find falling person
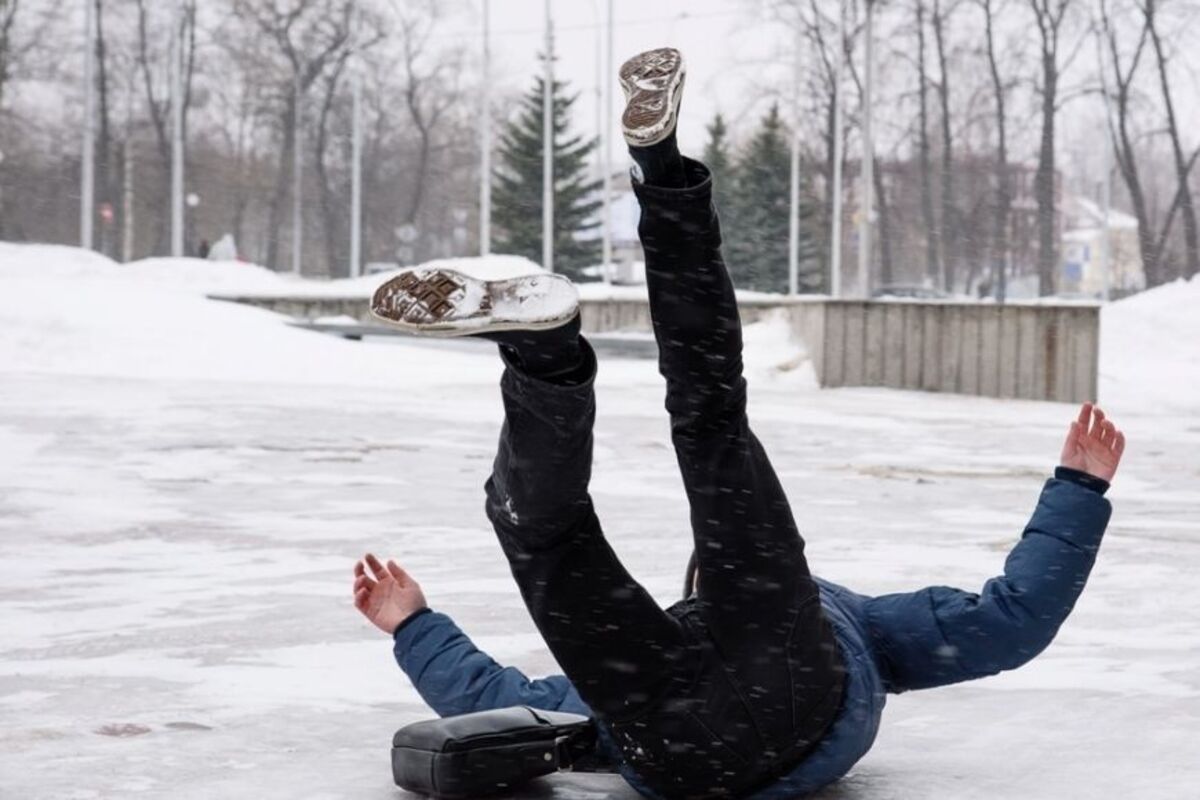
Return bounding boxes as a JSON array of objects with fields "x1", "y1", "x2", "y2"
[{"x1": 353, "y1": 48, "x2": 1124, "y2": 799}]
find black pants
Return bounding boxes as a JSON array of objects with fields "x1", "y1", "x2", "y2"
[{"x1": 485, "y1": 159, "x2": 844, "y2": 799}]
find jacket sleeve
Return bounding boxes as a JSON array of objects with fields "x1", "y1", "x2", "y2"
[
  {"x1": 392, "y1": 608, "x2": 591, "y2": 718},
  {"x1": 864, "y1": 476, "x2": 1112, "y2": 693}
]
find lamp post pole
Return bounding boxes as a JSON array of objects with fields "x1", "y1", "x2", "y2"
[
  {"x1": 542, "y1": 0, "x2": 555, "y2": 273},
  {"x1": 81, "y1": 0, "x2": 97, "y2": 250},
  {"x1": 857, "y1": 0, "x2": 876, "y2": 297},
  {"x1": 349, "y1": 3, "x2": 363, "y2": 277},
  {"x1": 292, "y1": 72, "x2": 303, "y2": 275},
  {"x1": 601, "y1": 0, "x2": 614, "y2": 283},
  {"x1": 788, "y1": 15, "x2": 803, "y2": 295},
  {"x1": 170, "y1": 0, "x2": 185, "y2": 256},
  {"x1": 479, "y1": 0, "x2": 492, "y2": 256},
  {"x1": 830, "y1": 0, "x2": 845, "y2": 298}
]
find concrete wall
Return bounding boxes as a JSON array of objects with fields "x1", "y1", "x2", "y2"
[
  {"x1": 210, "y1": 293, "x2": 1099, "y2": 403},
  {"x1": 812, "y1": 301, "x2": 1099, "y2": 403}
]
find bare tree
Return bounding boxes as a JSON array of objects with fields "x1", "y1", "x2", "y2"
[
  {"x1": 1140, "y1": 0, "x2": 1199, "y2": 279},
  {"x1": 392, "y1": 2, "x2": 465, "y2": 234},
  {"x1": 915, "y1": 0, "x2": 940, "y2": 287},
  {"x1": 844, "y1": 14, "x2": 897, "y2": 285},
  {"x1": 1099, "y1": 0, "x2": 1195, "y2": 287},
  {"x1": 787, "y1": 0, "x2": 858, "y2": 278},
  {"x1": 0, "y1": 0, "x2": 61, "y2": 237},
  {"x1": 234, "y1": 0, "x2": 354, "y2": 271},
  {"x1": 93, "y1": 0, "x2": 119, "y2": 256},
  {"x1": 135, "y1": 0, "x2": 197, "y2": 255},
  {"x1": 0, "y1": 0, "x2": 22, "y2": 237},
  {"x1": 0, "y1": 0, "x2": 18, "y2": 112},
  {"x1": 978, "y1": 0, "x2": 1013, "y2": 300},
  {"x1": 311, "y1": 50, "x2": 351, "y2": 274},
  {"x1": 1027, "y1": 0, "x2": 1075, "y2": 295},
  {"x1": 932, "y1": 0, "x2": 959, "y2": 290}
]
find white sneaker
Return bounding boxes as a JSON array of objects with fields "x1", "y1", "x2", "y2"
[
  {"x1": 619, "y1": 47, "x2": 686, "y2": 148},
  {"x1": 370, "y1": 268, "x2": 579, "y2": 337}
]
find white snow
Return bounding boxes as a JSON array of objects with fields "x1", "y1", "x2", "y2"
[
  {"x1": 1099, "y1": 275, "x2": 1200, "y2": 414},
  {"x1": 1, "y1": 243, "x2": 1198, "y2": 799}
]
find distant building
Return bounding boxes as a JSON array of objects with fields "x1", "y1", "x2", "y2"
[{"x1": 1060, "y1": 195, "x2": 1143, "y2": 298}]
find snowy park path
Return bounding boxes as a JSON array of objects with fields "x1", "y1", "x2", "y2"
[{"x1": 2, "y1": 356, "x2": 1198, "y2": 799}]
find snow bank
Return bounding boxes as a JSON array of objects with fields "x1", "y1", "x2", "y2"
[
  {"x1": 1099, "y1": 276, "x2": 1200, "y2": 413},
  {"x1": 230, "y1": 254, "x2": 547, "y2": 299},
  {"x1": 0, "y1": 242, "x2": 289, "y2": 293},
  {"x1": 6, "y1": 242, "x2": 1193, "y2": 407},
  {"x1": 0, "y1": 244, "x2": 804, "y2": 389},
  {"x1": 0, "y1": 243, "x2": 497, "y2": 387}
]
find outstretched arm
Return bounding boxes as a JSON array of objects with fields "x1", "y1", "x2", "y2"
[
  {"x1": 353, "y1": 554, "x2": 589, "y2": 718},
  {"x1": 865, "y1": 404, "x2": 1124, "y2": 693}
]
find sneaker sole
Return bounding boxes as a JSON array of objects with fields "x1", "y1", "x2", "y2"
[
  {"x1": 369, "y1": 268, "x2": 579, "y2": 338},
  {"x1": 619, "y1": 47, "x2": 685, "y2": 147}
]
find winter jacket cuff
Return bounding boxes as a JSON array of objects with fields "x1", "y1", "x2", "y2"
[
  {"x1": 1025, "y1": 477, "x2": 1112, "y2": 556},
  {"x1": 392, "y1": 607, "x2": 434, "y2": 643},
  {"x1": 1054, "y1": 466, "x2": 1110, "y2": 496}
]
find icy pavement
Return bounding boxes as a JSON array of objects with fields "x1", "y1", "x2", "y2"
[
  {"x1": 2, "y1": 348, "x2": 1199, "y2": 799},
  {"x1": 1, "y1": 244, "x2": 1199, "y2": 798}
]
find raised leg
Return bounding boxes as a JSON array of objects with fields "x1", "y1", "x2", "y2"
[
  {"x1": 634, "y1": 160, "x2": 842, "y2": 746},
  {"x1": 484, "y1": 342, "x2": 690, "y2": 721}
]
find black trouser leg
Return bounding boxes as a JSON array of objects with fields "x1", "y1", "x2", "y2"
[
  {"x1": 633, "y1": 158, "x2": 844, "y2": 755},
  {"x1": 485, "y1": 340, "x2": 689, "y2": 721}
]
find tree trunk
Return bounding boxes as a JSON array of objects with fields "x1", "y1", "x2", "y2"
[
  {"x1": 403, "y1": 73, "x2": 433, "y2": 245},
  {"x1": 916, "y1": 0, "x2": 940, "y2": 287},
  {"x1": 1145, "y1": 0, "x2": 1198, "y2": 280},
  {"x1": 314, "y1": 57, "x2": 349, "y2": 276},
  {"x1": 1101, "y1": 1, "x2": 1161, "y2": 287},
  {"x1": 94, "y1": 0, "x2": 119, "y2": 258},
  {"x1": 932, "y1": 0, "x2": 957, "y2": 291},
  {"x1": 0, "y1": 0, "x2": 16, "y2": 113},
  {"x1": 981, "y1": 0, "x2": 1011, "y2": 302},
  {"x1": 874, "y1": 157, "x2": 894, "y2": 285},
  {"x1": 1029, "y1": 0, "x2": 1062, "y2": 298},
  {"x1": 266, "y1": 89, "x2": 297, "y2": 271}
]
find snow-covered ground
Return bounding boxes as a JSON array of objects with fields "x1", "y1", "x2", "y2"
[{"x1": 1, "y1": 243, "x2": 1198, "y2": 799}]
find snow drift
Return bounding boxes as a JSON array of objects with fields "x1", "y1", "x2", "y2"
[
  {"x1": 0, "y1": 243, "x2": 808, "y2": 387},
  {"x1": 1099, "y1": 276, "x2": 1200, "y2": 413}
]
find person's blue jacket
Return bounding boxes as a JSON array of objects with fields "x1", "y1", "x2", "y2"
[{"x1": 392, "y1": 471, "x2": 1112, "y2": 797}]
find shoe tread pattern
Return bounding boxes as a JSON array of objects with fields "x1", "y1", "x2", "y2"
[
  {"x1": 374, "y1": 270, "x2": 466, "y2": 324},
  {"x1": 619, "y1": 48, "x2": 682, "y2": 132}
]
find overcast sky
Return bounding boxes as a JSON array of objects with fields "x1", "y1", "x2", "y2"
[{"x1": 431, "y1": 0, "x2": 776, "y2": 159}]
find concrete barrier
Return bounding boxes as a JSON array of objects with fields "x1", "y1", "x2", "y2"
[
  {"x1": 805, "y1": 300, "x2": 1099, "y2": 403},
  {"x1": 209, "y1": 293, "x2": 1099, "y2": 403}
]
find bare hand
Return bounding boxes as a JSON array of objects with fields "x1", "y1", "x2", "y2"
[
  {"x1": 353, "y1": 553, "x2": 428, "y2": 635},
  {"x1": 1060, "y1": 403, "x2": 1125, "y2": 483}
]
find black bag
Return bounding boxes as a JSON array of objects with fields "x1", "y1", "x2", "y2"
[{"x1": 391, "y1": 706, "x2": 597, "y2": 799}]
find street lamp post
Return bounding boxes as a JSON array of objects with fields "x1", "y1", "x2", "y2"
[
  {"x1": 591, "y1": 0, "x2": 614, "y2": 284},
  {"x1": 480, "y1": 0, "x2": 492, "y2": 257},
  {"x1": 857, "y1": 0, "x2": 876, "y2": 298},
  {"x1": 788, "y1": 14, "x2": 803, "y2": 296},
  {"x1": 349, "y1": 3, "x2": 363, "y2": 277},
  {"x1": 170, "y1": 0, "x2": 185, "y2": 257},
  {"x1": 542, "y1": 0, "x2": 555, "y2": 273},
  {"x1": 292, "y1": 72, "x2": 303, "y2": 275},
  {"x1": 81, "y1": 0, "x2": 96, "y2": 250},
  {"x1": 601, "y1": 0, "x2": 614, "y2": 284},
  {"x1": 830, "y1": 0, "x2": 845, "y2": 298}
]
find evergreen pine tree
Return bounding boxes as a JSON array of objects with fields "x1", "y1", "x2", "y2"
[
  {"x1": 726, "y1": 104, "x2": 821, "y2": 293},
  {"x1": 492, "y1": 76, "x2": 601, "y2": 280},
  {"x1": 702, "y1": 113, "x2": 733, "y2": 213}
]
